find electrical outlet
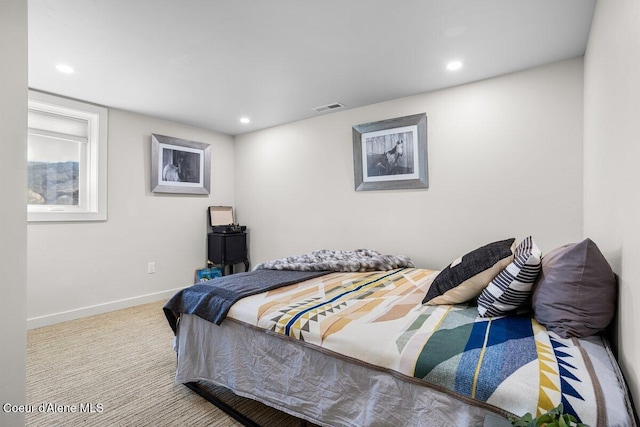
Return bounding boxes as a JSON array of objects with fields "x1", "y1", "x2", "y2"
[{"x1": 147, "y1": 262, "x2": 156, "y2": 274}]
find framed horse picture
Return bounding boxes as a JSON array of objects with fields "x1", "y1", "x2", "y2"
[
  {"x1": 150, "y1": 134, "x2": 211, "y2": 194},
  {"x1": 352, "y1": 113, "x2": 428, "y2": 191}
]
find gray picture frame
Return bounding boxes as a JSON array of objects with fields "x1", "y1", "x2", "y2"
[
  {"x1": 150, "y1": 134, "x2": 211, "y2": 194},
  {"x1": 352, "y1": 113, "x2": 428, "y2": 191}
]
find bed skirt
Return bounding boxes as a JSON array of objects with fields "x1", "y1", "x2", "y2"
[{"x1": 175, "y1": 314, "x2": 513, "y2": 427}]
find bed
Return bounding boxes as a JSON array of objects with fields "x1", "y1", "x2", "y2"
[{"x1": 164, "y1": 244, "x2": 638, "y2": 427}]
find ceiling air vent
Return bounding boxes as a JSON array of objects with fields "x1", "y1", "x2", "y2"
[{"x1": 312, "y1": 102, "x2": 345, "y2": 113}]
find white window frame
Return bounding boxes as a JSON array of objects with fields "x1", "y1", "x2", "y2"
[{"x1": 27, "y1": 91, "x2": 108, "y2": 222}]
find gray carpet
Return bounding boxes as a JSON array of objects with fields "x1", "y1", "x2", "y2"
[{"x1": 26, "y1": 300, "x2": 311, "y2": 427}]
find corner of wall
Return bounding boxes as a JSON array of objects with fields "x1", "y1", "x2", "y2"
[{"x1": 0, "y1": 0, "x2": 28, "y2": 425}]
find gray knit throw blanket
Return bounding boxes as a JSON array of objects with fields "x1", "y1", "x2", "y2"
[{"x1": 254, "y1": 249, "x2": 414, "y2": 272}]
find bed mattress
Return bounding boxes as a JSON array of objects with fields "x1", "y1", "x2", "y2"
[{"x1": 172, "y1": 268, "x2": 636, "y2": 426}]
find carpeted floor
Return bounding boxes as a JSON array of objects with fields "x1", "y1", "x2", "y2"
[{"x1": 26, "y1": 300, "x2": 309, "y2": 427}]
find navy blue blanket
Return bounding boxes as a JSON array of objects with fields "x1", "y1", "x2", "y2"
[{"x1": 164, "y1": 269, "x2": 330, "y2": 333}]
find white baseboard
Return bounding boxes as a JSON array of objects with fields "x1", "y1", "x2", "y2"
[{"x1": 27, "y1": 287, "x2": 186, "y2": 330}]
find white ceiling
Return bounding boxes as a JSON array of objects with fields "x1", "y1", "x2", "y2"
[{"x1": 28, "y1": 0, "x2": 596, "y2": 136}]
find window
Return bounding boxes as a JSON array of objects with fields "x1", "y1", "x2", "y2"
[{"x1": 27, "y1": 91, "x2": 108, "y2": 221}]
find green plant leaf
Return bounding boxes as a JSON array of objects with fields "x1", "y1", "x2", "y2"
[
  {"x1": 510, "y1": 413, "x2": 534, "y2": 426},
  {"x1": 509, "y1": 403, "x2": 590, "y2": 427},
  {"x1": 537, "y1": 414, "x2": 553, "y2": 424}
]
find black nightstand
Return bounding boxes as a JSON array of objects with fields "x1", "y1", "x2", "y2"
[{"x1": 207, "y1": 232, "x2": 249, "y2": 276}]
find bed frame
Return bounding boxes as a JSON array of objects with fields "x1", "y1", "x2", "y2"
[{"x1": 183, "y1": 382, "x2": 307, "y2": 427}]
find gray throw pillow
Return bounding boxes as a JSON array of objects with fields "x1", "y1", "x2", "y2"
[{"x1": 531, "y1": 238, "x2": 617, "y2": 338}]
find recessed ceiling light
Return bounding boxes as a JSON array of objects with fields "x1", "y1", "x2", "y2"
[
  {"x1": 446, "y1": 61, "x2": 463, "y2": 71},
  {"x1": 239, "y1": 117, "x2": 250, "y2": 124},
  {"x1": 55, "y1": 64, "x2": 75, "y2": 74}
]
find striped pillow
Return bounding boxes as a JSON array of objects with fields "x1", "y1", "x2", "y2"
[{"x1": 477, "y1": 236, "x2": 542, "y2": 317}]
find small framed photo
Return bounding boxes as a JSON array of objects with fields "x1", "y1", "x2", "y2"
[
  {"x1": 352, "y1": 113, "x2": 428, "y2": 191},
  {"x1": 150, "y1": 134, "x2": 211, "y2": 194},
  {"x1": 194, "y1": 267, "x2": 222, "y2": 283}
]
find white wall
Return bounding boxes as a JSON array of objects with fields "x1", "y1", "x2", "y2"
[
  {"x1": 27, "y1": 109, "x2": 235, "y2": 327},
  {"x1": 584, "y1": 0, "x2": 640, "y2": 414},
  {"x1": 0, "y1": 0, "x2": 27, "y2": 425},
  {"x1": 235, "y1": 58, "x2": 584, "y2": 270}
]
